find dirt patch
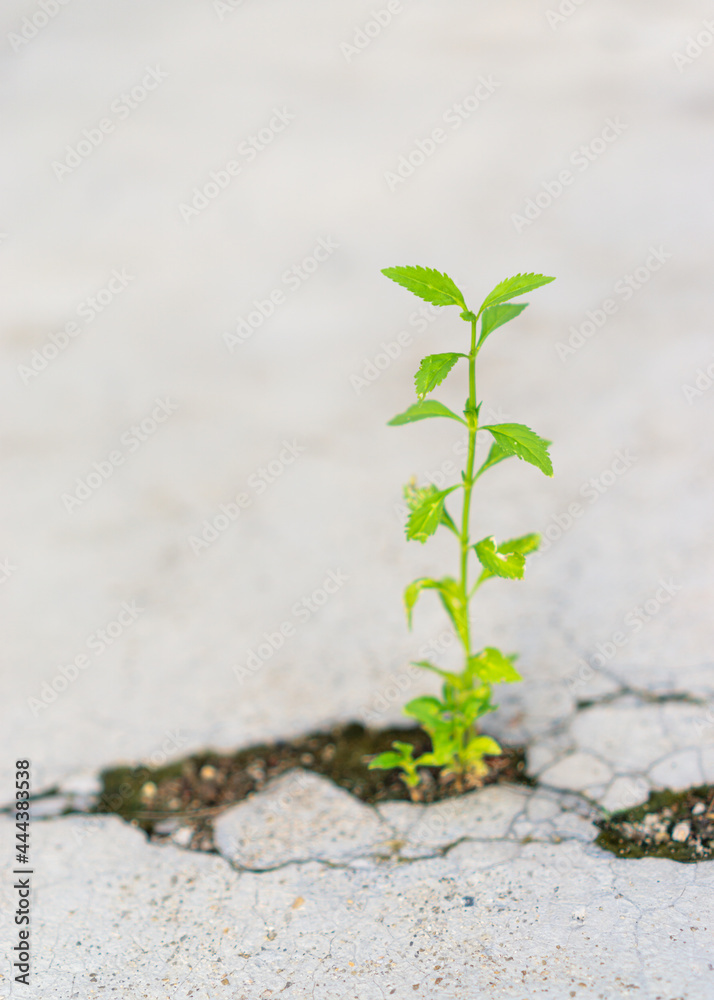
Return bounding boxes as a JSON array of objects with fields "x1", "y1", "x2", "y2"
[
  {"x1": 596, "y1": 785, "x2": 714, "y2": 862},
  {"x1": 95, "y1": 722, "x2": 530, "y2": 851}
]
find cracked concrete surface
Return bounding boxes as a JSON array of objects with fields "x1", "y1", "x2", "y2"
[
  {"x1": 1, "y1": 0, "x2": 713, "y2": 995},
  {"x1": 1, "y1": 814, "x2": 713, "y2": 999}
]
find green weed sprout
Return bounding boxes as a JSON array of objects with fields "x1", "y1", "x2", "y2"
[{"x1": 368, "y1": 267, "x2": 555, "y2": 798}]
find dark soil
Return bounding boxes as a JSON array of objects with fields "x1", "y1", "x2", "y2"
[
  {"x1": 95, "y1": 722, "x2": 531, "y2": 850},
  {"x1": 596, "y1": 785, "x2": 714, "y2": 863}
]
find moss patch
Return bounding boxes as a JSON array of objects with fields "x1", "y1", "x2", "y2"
[
  {"x1": 95, "y1": 722, "x2": 530, "y2": 847},
  {"x1": 596, "y1": 785, "x2": 714, "y2": 862}
]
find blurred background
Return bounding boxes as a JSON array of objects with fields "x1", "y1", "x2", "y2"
[{"x1": 1, "y1": 0, "x2": 712, "y2": 799}]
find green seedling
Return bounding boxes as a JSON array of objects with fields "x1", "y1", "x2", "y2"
[{"x1": 368, "y1": 266, "x2": 555, "y2": 798}]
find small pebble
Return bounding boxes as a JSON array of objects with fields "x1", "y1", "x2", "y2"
[
  {"x1": 671, "y1": 821, "x2": 691, "y2": 843},
  {"x1": 199, "y1": 765, "x2": 217, "y2": 781},
  {"x1": 692, "y1": 803, "x2": 706, "y2": 816},
  {"x1": 171, "y1": 827, "x2": 194, "y2": 848},
  {"x1": 140, "y1": 782, "x2": 157, "y2": 801}
]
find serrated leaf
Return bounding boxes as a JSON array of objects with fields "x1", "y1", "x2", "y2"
[
  {"x1": 474, "y1": 536, "x2": 526, "y2": 579},
  {"x1": 468, "y1": 647, "x2": 522, "y2": 684},
  {"x1": 479, "y1": 272, "x2": 555, "y2": 312},
  {"x1": 477, "y1": 303, "x2": 528, "y2": 348},
  {"x1": 404, "y1": 481, "x2": 458, "y2": 535},
  {"x1": 388, "y1": 399, "x2": 466, "y2": 426},
  {"x1": 414, "y1": 353, "x2": 465, "y2": 399},
  {"x1": 382, "y1": 266, "x2": 467, "y2": 310},
  {"x1": 406, "y1": 487, "x2": 455, "y2": 543},
  {"x1": 474, "y1": 441, "x2": 512, "y2": 480},
  {"x1": 481, "y1": 423, "x2": 553, "y2": 476}
]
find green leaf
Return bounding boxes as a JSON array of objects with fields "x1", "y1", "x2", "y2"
[
  {"x1": 474, "y1": 441, "x2": 512, "y2": 480},
  {"x1": 477, "y1": 303, "x2": 528, "y2": 348},
  {"x1": 388, "y1": 400, "x2": 466, "y2": 427},
  {"x1": 481, "y1": 423, "x2": 553, "y2": 476},
  {"x1": 367, "y1": 751, "x2": 405, "y2": 770},
  {"x1": 382, "y1": 266, "x2": 467, "y2": 310},
  {"x1": 468, "y1": 647, "x2": 522, "y2": 684},
  {"x1": 474, "y1": 536, "x2": 526, "y2": 580},
  {"x1": 477, "y1": 533, "x2": 541, "y2": 584},
  {"x1": 404, "y1": 482, "x2": 458, "y2": 535},
  {"x1": 404, "y1": 696, "x2": 446, "y2": 728},
  {"x1": 456, "y1": 689, "x2": 495, "y2": 727},
  {"x1": 498, "y1": 533, "x2": 540, "y2": 557},
  {"x1": 406, "y1": 487, "x2": 455, "y2": 543},
  {"x1": 463, "y1": 735, "x2": 502, "y2": 762},
  {"x1": 404, "y1": 577, "x2": 439, "y2": 627},
  {"x1": 433, "y1": 578, "x2": 470, "y2": 649},
  {"x1": 414, "y1": 353, "x2": 465, "y2": 399},
  {"x1": 404, "y1": 577, "x2": 469, "y2": 649},
  {"x1": 479, "y1": 272, "x2": 555, "y2": 312}
]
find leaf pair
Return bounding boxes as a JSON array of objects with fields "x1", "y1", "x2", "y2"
[
  {"x1": 390, "y1": 403, "x2": 553, "y2": 479},
  {"x1": 382, "y1": 265, "x2": 554, "y2": 319}
]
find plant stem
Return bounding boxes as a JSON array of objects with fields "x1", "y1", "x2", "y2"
[{"x1": 459, "y1": 317, "x2": 479, "y2": 657}]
